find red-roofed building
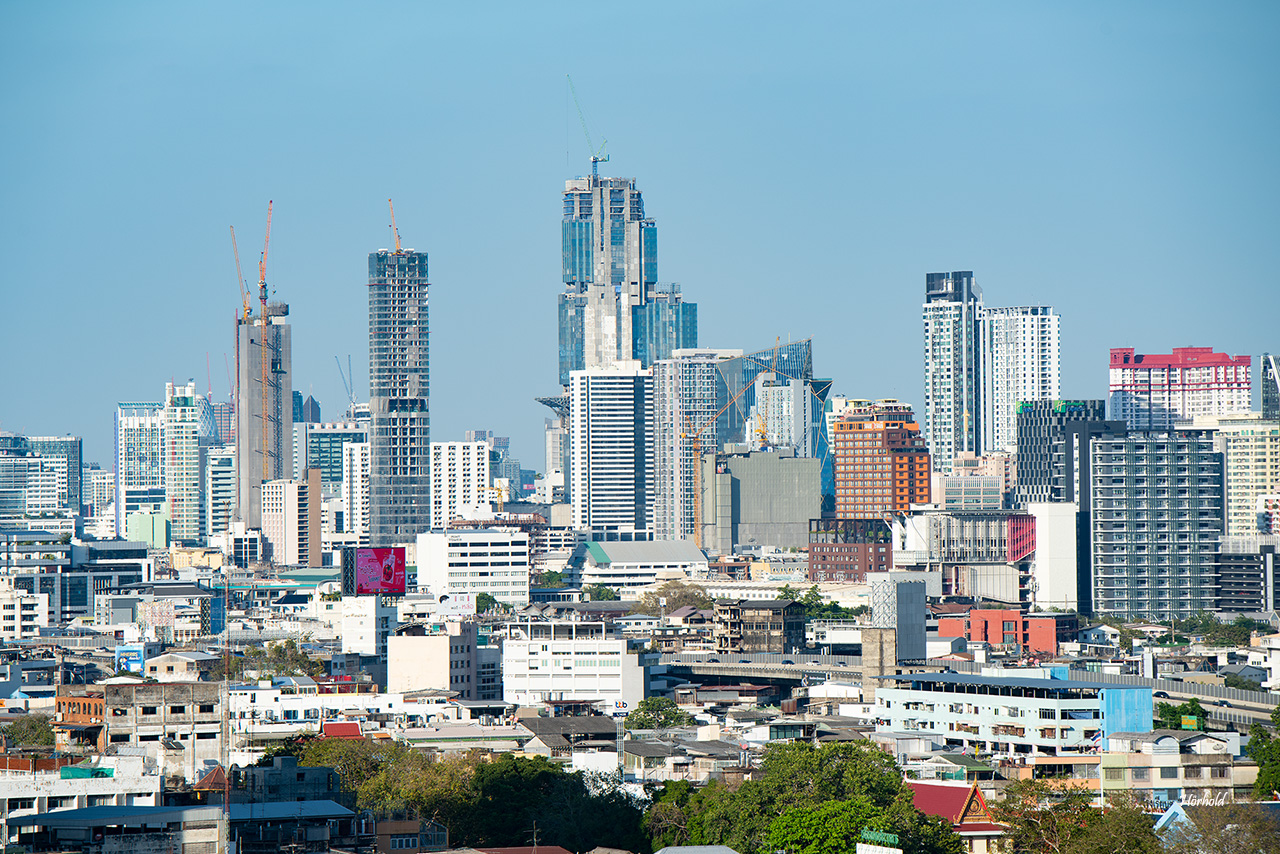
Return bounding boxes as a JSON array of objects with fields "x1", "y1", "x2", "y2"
[
  {"x1": 907, "y1": 781, "x2": 1004, "y2": 853},
  {"x1": 322, "y1": 721, "x2": 364, "y2": 739},
  {"x1": 1109, "y1": 347, "x2": 1251, "y2": 430}
]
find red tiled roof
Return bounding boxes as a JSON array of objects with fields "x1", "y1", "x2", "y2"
[
  {"x1": 193, "y1": 765, "x2": 227, "y2": 792},
  {"x1": 322, "y1": 721, "x2": 364, "y2": 739},
  {"x1": 907, "y1": 781, "x2": 996, "y2": 827}
]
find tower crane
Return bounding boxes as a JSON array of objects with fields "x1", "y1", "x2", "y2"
[
  {"x1": 229, "y1": 226, "x2": 250, "y2": 320},
  {"x1": 681, "y1": 380, "x2": 754, "y2": 549},
  {"x1": 257, "y1": 201, "x2": 274, "y2": 488},
  {"x1": 567, "y1": 74, "x2": 609, "y2": 178},
  {"x1": 388, "y1": 199, "x2": 403, "y2": 254}
]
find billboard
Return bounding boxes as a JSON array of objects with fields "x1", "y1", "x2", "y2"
[
  {"x1": 356, "y1": 547, "x2": 406, "y2": 595},
  {"x1": 436, "y1": 593, "x2": 476, "y2": 618}
]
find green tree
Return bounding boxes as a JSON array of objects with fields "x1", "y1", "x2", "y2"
[
  {"x1": 766, "y1": 797, "x2": 887, "y2": 854},
  {"x1": 476, "y1": 592, "x2": 509, "y2": 613},
  {"x1": 536, "y1": 570, "x2": 566, "y2": 588},
  {"x1": 584, "y1": 584, "x2": 620, "y2": 601},
  {"x1": 636, "y1": 580, "x2": 713, "y2": 615},
  {"x1": 989, "y1": 779, "x2": 1095, "y2": 854},
  {"x1": 777, "y1": 584, "x2": 803, "y2": 601},
  {"x1": 1156, "y1": 698, "x2": 1206, "y2": 731},
  {"x1": 1222, "y1": 674, "x2": 1263, "y2": 692},
  {"x1": 1060, "y1": 791, "x2": 1159, "y2": 854},
  {"x1": 1160, "y1": 801, "x2": 1280, "y2": 854},
  {"x1": 0, "y1": 714, "x2": 54, "y2": 746},
  {"x1": 625, "y1": 697, "x2": 695, "y2": 730},
  {"x1": 1245, "y1": 704, "x2": 1280, "y2": 799}
]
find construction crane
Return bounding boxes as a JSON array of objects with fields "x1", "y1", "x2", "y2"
[
  {"x1": 567, "y1": 74, "x2": 609, "y2": 178},
  {"x1": 257, "y1": 201, "x2": 274, "y2": 488},
  {"x1": 229, "y1": 226, "x2": 250, "y2": 320},
  {"x1": 335, "y1": 355, "x2": 357, "y2": 414},
  {"x1": 388, "y1": 198, "x2": 403, "y2": 254},
  {"x1": 681, "y1": 381, "x2": 754, "y2": 549}
]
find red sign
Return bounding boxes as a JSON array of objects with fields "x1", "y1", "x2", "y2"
[{"x1": 355, "y1": 547, "x2": 406, "y2": 595}]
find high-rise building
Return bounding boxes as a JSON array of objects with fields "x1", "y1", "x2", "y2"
[
  {"x1": 831, "y1": 400, "x2": 930, "y2": 519},
  {"x1": 368, "y1": 247, "x2": 430, "y2": 545},
  {"x1": 0, "y1": 452, "x2": 60, "y2": 516},
  {"x1": 163, "y1": 381, "x2": 215, "y2": 545},
  {"x1": 1013, "y1": 399, "x2": 1108, "y2": 507},
  {"x1": 115, "y1": 401, "x2": 165, "y2": 536},
  {"x1": 1089, "y1": 430, "x2": 1224, "y2": 619},
  {"x1": 430, "y1": 441, "x2": 490, "y2": 528},
  {"x1": 980, "y1": 306, "x2": 1060, "y2": 453},
  {"x1": 748, "y1": 372, "x2": 811, "y2": 453},
  {"x1": 557, "y1": 173, "x2": 695, "y2": 386},
  {"x1": 1200, "y1": 415, "x2": 1280, "y2": 537},
  {"x1": 922, "y1": 271, "x2": 983, "y2": 472},
  {"x1": 236, "y1": 302, "x2": 293, "y2": 529},
  {"x1": 261, "y1": 468, "x2": 321, "y2": 567},
  {"x1": 341, "y1": 441, "x2": 371, "y2": 547},
  {"x1": 302, "y1": 394, "x2": 321, "y2": 423},
  {"x1": 25, "y1": 436, "x2": 83, "y2": 513},
  {"x1": 570, "y1": 362, "x2": 653, "y2": 532},
  {"x1": 1108, "y1": 347, "x2": 1251, "y2": 430},
  {"x1": 205, "y1": 445, "x2": 236, "y2": 540},
  {"x1": 1263, "y1": 353, "x2": 1280, "y2": 421},
  {"x1": 293, "y1": 421, "x2": 367, "y2": 484},
  {"x1": 211, "y1": 401, "x2": 235, "y2": 445}
]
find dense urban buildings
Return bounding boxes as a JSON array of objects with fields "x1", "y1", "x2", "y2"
[
  {"x1": 368, "y1": 246, "x2": 431, "y2": 546},
  {"x1": 1108, "y1": 346, "x2": 1252, "y2": 430},
  {"x1": 429, "y1": 441, "x2": 490, "y2": 529}
]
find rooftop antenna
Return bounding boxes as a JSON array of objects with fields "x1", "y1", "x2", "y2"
[{"x1": 567, "y1": 75, "x2": 608, "y2": 178}]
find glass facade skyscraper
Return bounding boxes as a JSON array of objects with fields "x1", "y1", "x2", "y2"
[
  {"x1": 557, "y1": 173, "x2": 696, "y2": 387},
  {"x1": 368, "y1": 248, "x2": 431, "y2": 545}
]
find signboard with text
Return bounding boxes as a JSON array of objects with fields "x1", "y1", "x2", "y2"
[
  {"x1": 436, "y1": 593, "x2": 477, "y2": 617},
  {"x1": 355, "y1": 547, "x2": 407, "y2": 595}
]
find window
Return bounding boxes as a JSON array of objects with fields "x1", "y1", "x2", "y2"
[
  {"x1": 196, "y1": 732, "x2": 217, "y2": 740},
  {"x1": 141, "y1": 706, "x2": 158, "y2": 716},
  {"x1": 110, "y1": 733, "x2": 130, "y2": 743},
  {"x1": 8, "y1": 799, "x2": 35, "y2": 811},
  {"x1": 170, "y1": 705, "x2": 186, "y2": 715},
  {"x1": 1159, "y1": 767, "x2": 1178, "y2": 779},
  {"x1": 1104, "y1": 768, "x2": 1124, "y2": 781},
  {"x1": 1131, "y1": 768, "x2": 1149, "y2": 780},
  {"x1": 1183, "y1": 766, "x2": 1202, "y2": 779},
  {"x1": 199, "y1": 704, "x2": 215, "y2": 714}
]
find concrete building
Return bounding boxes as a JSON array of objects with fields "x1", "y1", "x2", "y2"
[
  {"x1": 936, "y1": 475, "x2": 1006, "y2": 510},
  {"x1": 712, "y1": 599, "x2": 806, "y2": 654},
  {"x1": 1101, "y1": 730, "x2": 1250, "y2": 811},
  {"x1": 1198, "y1": 415, "x2": 1280, "y2": 536},
  {"x1": 557, "y1": 172, "x2": 695, "y2": 386},
  {"x1": 261, "y1": 469, "x2": 321, "y2": 567},
  {"x1": 922, "y1": 271, "x2": 983, "y2": 472},
  {"x1": 416, "y1": 528, "x2": 531, "y2": 607},
  {"x1": 1264, "y1": 353, "x2": 1280, "y2": 420},
  {"x1": 748, "y1": 371, "x2": 811, "y2": 453},
  {"x1": 342, "y1": 440, "x2": 371, "y2": 547},
  {"x1": 114, "y1": 401, "x2": 164, "y2": 536},
  {"x1": 0, "y1": 577, "x2": 49, "y2": 641},
  {"x1": 103, "y1": 681, "x2": 223, "y2": 780},
  {"x1": 566, "y1": 539, "x2": 708, "y2": 596},
  {"x1": 832, "y1": 400, "x2": 930, "y2": 518},
  {"x1": 24, "y1": 436, "x2": 83, "y2": 513},
  {"x1": 569, "y1": 362, "x2": 653, "y2": 533},
  {"x1": 807, "y1": 518, "x2": 893, "y2": 582},
  {"x1": 1013, "y1": 399, "x2": 1108, "y2": 506},
  {"x1": 0, "y1": 755, "x2": 161, "y2": 847},
  {"x1": 1109, "y1": 347, "x2": 1251, "y2": 430},
  {"x1": 205, "y1": 444, "x2": 236, "y2": 540},
  {"x1": 236, "y1": 301, "x2": 293, "y2": 530},
  {"x1": 295, "y1": 421, "x2": 367, "y2": 484},
  {"x1": 979, "y1": 306, "x2": 1060, "y2": 454},
  {"x1": 1090, "y1": 430, "x2": 1224, "y2": 619},
  {"x1": 502, "y1": 619, "x2": 655, "y2": 711},
  {"x1": 341, "y1": 594, "x2": 397, "y2": 657},
  {"x1": 937, "y1": 609, "x2": 1080, "y2": 656},
  {"x1": 0, "y1": 450, "x2": 62, "y2": 517},
  {"x1": 387, "y1": 620, "x2": 483, "y2": 699},
  {"x1": 700, "y1": 446, "x2": 820, "y2": 553},
  {"x1": 163, "y1": 381, "x2": 215, "y2": 545},
  {"x1": 368, "y1": 247, "x2": 431, "y2": 546},
  {"x1": 429, "y1": 441, "x2": 490, "y2": 528},
  {"x1": 875, "y1": 671, "x2": 1153, "y2": 756}
]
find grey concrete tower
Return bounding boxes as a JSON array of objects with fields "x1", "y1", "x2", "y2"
[
  {"x1": 368, "y1": 247, "x2": 430, "y2": 545},
  {"x1": 236, "y1": 303, "x2": 292, "y2": 529}
]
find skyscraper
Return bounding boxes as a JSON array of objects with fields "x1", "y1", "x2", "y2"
[
  {"x1": 25, "y1": 436, "x2": 83, "y2": 513},
  {"x1": 831, "y1": 400, "x2": 931, "y2": 519},
  {"x1": 430, "y1": 441, "x2": 490, "y2": 528},
  {"x1": 205, "y1": 445, "x2": 236, "y2": 540},
  {"x1": 1263, "y1": 353, "x2": 1279, "y2": 420},
  {"x1": 922, "y1": 271, "x2": 983, "y2": 472},
  {"x1": 163, "y1": 381, "x2": 215, "y2": 545},
  {"x1": 115, "y1": 401, "x2": 165, "y2": 535},
  {"x1": 557, "y1": 173, "x2": 695, "y2": 386},
  {"x1": 1108, "y1": 347, "x2": 1251, "y2": 430},
  {"x1": 980, "y1": 306, "x2": 1060, "y2": 453},
  {"x1": 368, "y1": 247, "x2": 430, "y2": 545},
  {"x1": 570, "y1": 362, "x2": 653, "y2": 532},
  {"x1": 236, "y1": 302, "x2": 292, "y2": 529}
]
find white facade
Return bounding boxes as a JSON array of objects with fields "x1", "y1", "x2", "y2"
[
  {"x1": 0, "y1": 579, "x2": 49, "y2": 641},
  {"x1": 0, "y1": 755, "x2": 161, "y2": 846},
  {"x1": 261, "y1": 473, "x2": 317, "y2": 566},
  {"x1": 502, "y1": 620, "x2": 652, "y2": 711},
  {"x1": 342, "y1": 441, "x2": 371, "y2": 547},
  {"x1": 387, "y1": 621, "x2": 482, "y2": 699},
  {"x1": 340, "y1": 594, "x2": 397, "y2": 656},
  {"x1": 570, "y1": 362, "x2": 654, "y2": 531},
  {"x1": 430, "y1": 441, "x2": 491, "y2": 528},
  {"x1": 205, "y1": 444, "x2": 236, "y2": 540},
  {"x1": 1108, "y1": 347, "x2": 1251, "y2": 430},
  {"x1": 980, "y1": 306, "x2": 1060, "y2": 453},
  {"x1": 1028, "y1": 502, "x2": 1079, "y2": 611},
  {"x1": 922, "y1": 273, "x2": 983, "y2": 473},
  {"x1": 164, "y1": 381, "x2": 215, "y2": 545},
  {"x1": 114, "y1": 401, "x2": 164, "y2": 535},
  {"x1": 1202, "y1": 415, "x2": 1280, "y2": 536},
  {"x1": 416, "y1": 529, "x2": 531, "y2": 606},
  {"x1": 748, "y1": 372, "x2": 810, "y2": 453}
]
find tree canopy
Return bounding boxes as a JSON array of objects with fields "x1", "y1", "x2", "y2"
[
  {"x1": 1155, "y1": 698, "x2": 1206, "y2": 731},
  {"x1": 1244, "y1": 704, "x2": 1280, "y2": 800},
  {"x1": 583, "y1": 584, "x2": 620, "y2": 602},
  {"x1": 636, "y1": 580, "x2": 713, "y2": 615},
  {"x1": 990, "y1": 780, "x2": 1159, "y2": 854},
  {"x1": 0, "y1": 714, "x2": 54, "y2": 747},
  {"x1": 624, "y1": 697, "x2": 696, "y2": 731}
]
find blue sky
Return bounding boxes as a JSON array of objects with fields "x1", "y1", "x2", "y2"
[{"x1": 2, "y1": 2, "x2": 1277, "y2": 469}]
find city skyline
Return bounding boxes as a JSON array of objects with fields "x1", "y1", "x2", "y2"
[{"x1": 2, "y1": 3, "x2": 1278, "y2": 470}]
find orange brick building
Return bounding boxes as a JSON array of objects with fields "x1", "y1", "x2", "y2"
[{"x1": 832, "y1": 400, "x2": 931, "y2": 518}]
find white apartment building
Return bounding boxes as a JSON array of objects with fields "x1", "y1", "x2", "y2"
[
  {"x1": 342, "y1": 441, "x2": 370, "y2": 547},
  {"x1": 748, "y1": 372, "x2": 811, "y2": 453},
  {"x1": 115, "y1": 400, "x2": 165, "y2": 536},
  {"x1": 261, "y1": 470, "x2": 320, "y2": 567},
  {"x1": 922, "y1": 272, "x2": 983, "y2": 473},
  {"x1": 570, "y1": 362, "x2": 654, "y2": 532},
  {"x1": 0, "y1": 579, "x2": 49, "y2": 642},
  {"x1": 341, "y1": 594, "x2": 397, "y2": 657},
  {"x1": 387, "y1": 621, "x2": 486, "y2": 699},
  {"x1": 416, "y1": 529, "x2": 531, "y2": 607},
  {"x1": 430, "y1": 441, "x2": 490, "y2": 528},
  {"x1": 1109, "y1": 347, "x2": 1251, "y2": 430},
  {"x1": 569, "y1": 539, "x2": 708, "y2": 595},
  {"x1": 205, "y1": 444, "x2": 236, "y2": 540},
  {"x1": 0, "y1": 755, "x2": 161, "y2": 846},
  {"x1": 164, "y1": 381, "x2": 215, "y2": 545},
  {"x1": 1197, "y1": 415, "x2": 1280, "y2": 537},
  {"x1": 502, "y1": 620, "x2": 655, "y2": 711},
  {"x1": 980, "y1": 306, "x2": 1060, "y2": 453}
]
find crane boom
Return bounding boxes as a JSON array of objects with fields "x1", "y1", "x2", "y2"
[
  {"x1": 388, "y1": 199, "x2": 402, "y2": 253},
  {"x1": 567, "y1": 74, "x2": 609, "y2": 177},
  {"x1": 230, "y1": 226, "x2": 250, "y2": 320},
  {"x1": 258, "y1": 200, "x2": 273, "y2": 305}
]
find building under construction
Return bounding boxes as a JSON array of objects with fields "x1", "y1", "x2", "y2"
[{"x1": 235, "y1": 302, "x2": 292, "y2": 530}]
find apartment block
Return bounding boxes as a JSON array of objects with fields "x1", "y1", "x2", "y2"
[
  {"x1": 832, "y1": 400, "x2": 930, "y2": 518},
  {"x1": 922, "y1": 271, "x2": 983, "y2": 471},
  {"x1": 807, "y1": 518, "x2": 893, "y2": 583},
  {"x1": 936, "y1": 608, "x2": 1080, "y2": 656},
  {"x1": 570, "y1": 362, "x2": 653, "y2": 532},
  {"x1": 502, "y1": 620, "x2": 655, "y2": 710},
  {"x1": 429, "y1": 441, "x2": 490, "y2": 528},
  {"x1": 980, "y1": 305, "x2": 1061, "y2": 454},
  {"x1": 713, "y1": 598, "x2": 806, "y2": 654},
  {"x1": 416, "y1": 528, "x2": 531, "y2": 607},
  {"x1": 1109, "y1": 347, "x2": 1251, "y2": 430},
  {"x1": 261, "y1": 468, "x2": 321, "y2": 567},
  {"x1": 103, "y1": 682, "x2": 223, "y2": 781}
]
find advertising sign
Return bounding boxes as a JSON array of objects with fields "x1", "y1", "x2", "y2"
[
  {"x1": 436, "y1": 592, "x2": 477, "y2": 618},
  {"x1": 114, "y1": 644, "x2": 146, "y2": 674},
  {"x1": 355, "y1": 547, "x2": 406, "y2": 595}
]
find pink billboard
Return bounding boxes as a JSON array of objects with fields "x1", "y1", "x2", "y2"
[{"x1": 355, "y1": 547, "x2": 406, "y2": 595}]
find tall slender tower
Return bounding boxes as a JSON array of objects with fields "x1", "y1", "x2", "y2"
[
  {"x1": 979, "y1": 306, "x2": 1061, "y2": 453},
  {"x1": 368, "y1": 247, "x2": 430, "y2": 545},
  {"x1": 235, "y1": 303, "x2": 292, "y2": 529},
  {"x1": 922, "y1": 271, "x2": 983, "y2": 472}
]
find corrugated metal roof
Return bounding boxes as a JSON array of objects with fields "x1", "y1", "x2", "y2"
[{"x1": 586, "y1": 540, "x2": 707, "y2": 565}]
